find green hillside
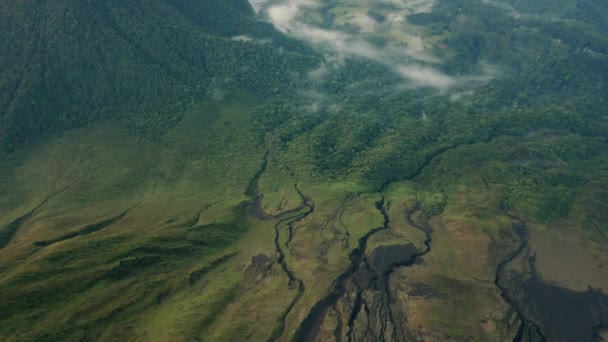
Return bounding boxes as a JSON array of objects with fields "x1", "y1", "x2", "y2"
[
  {"x1": 1, "y1": 0, "x2": 607, "y2": 341},
  {"x1": 0, "y1": 0, "x2": 317, "y2": 150}
]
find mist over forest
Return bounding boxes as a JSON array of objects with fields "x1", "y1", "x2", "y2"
[{"x1": 1, "y1": 0, "x2": 607, "y2": 341}]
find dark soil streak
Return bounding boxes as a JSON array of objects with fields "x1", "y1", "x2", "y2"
[
  {"x1": 348, "y1": 202, "x2": 436, "y2": 342},
  {"x1": 347, "y1": 291, "x2": 364, "y2": 340},
  {"x1": 285, "y1": 184, "x2": 315, "y2": 252},
  {"x1": 337, "y1": 203, "x2": 351, "y2": 248},
  {"x1": 245, "y1": 151, "x2": 269, "y2": 198},
  {"x1": 34, "y1": 209, "x2": 131, "y2": 247},
  {"x1": 268, "y1": 184, "x2": 314, "y2": 342},
  {"x1": 384, "y1": 203, "x2": 435, "y2": 340},
  {"x1": 295, "y1": 199, "x2": 441, "y2": 341},
  {"x1": 316, "y1": 195, "x2": 351, "y2": 255},
  {"x1": 245, "y1": 151, "x2": 274, "y2": 220},
  {"x1": 591, "y1": 313, "x2": 608, "y2": 341},
  {"x1": 293, "y1": 196, "x2": 388, "y2": 342},
  {"x1": 401, "y1": 203, "x2": 434, "y2": 263},
  {"x1": 189, "y1": 252, "x2": 238, "y2": 283},
  {"x1": 494, "y1": 216, "x2": 546, "y2": 342},
  {"x1": 0, "y1": 188, "x2": 67, "y2": 249},
  {"x1": 244, "y1": 151, "x2": 315, "y2": 341}
]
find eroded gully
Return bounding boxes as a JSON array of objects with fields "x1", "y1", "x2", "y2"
[
  {"x1": 292, "y1": 193, "x2": 438, "y2": 342},
  {"x1": 494, "y1": 215, "x2": 546, "y2": 342},
  {"x1": 243, "y1": 151, "x2": 316, "y2": 341},
  {"x1": 268, "y1": 184, "x2": 315, "y2": 341},
  {"x1": 291, "y1": 145, "x2": 461, "y2": 342}
]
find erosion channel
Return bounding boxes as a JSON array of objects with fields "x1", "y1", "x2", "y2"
[
  {"x1": 494, "y1": 215, "x2": 546, "y2": 342},
  {"x1": 293, "y1": 194, "x2": 439, "y2": 342},
  {"x1": 494, "y1": 215, "x2": 608, "y2": 342},
  {"x1": 270, "y1": 185, "x2": 315, "y2": 341}
]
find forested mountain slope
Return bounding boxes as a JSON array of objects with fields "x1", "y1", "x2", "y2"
[
  {"x1": 1, "y1": 0, "x2": 607, "y2": 341},
  {"x1": 0, "y1": 0, "x2": 316, "y2": 149}
]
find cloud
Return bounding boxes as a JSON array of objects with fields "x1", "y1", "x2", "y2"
[
  {"x1": 348, "y1": 14, "x2": 378, "y2": 33},
  {"x1": 248, "y1": 0, "x2": 272, "y2": 13},
  {"x1": 449, "y1": 90, "x2": 475, "y2": 102},
  {"x1": 231, "y1": 35, "x2": 254, "y2": 42},
  {"x1": 252, "y1": 0, "x2": 498, "y2": 92},
  {"x1": 481, "y1": 0, "x2": 523, "y2": 19},
  {"x1": 385, "y1": 0, "x2": 436, "y2": 13},
  {"x1": 397, "y1": 65, "x2": 456, "y2": 90},
  {"x1": 267, "y1": 4, "x2": 300, "y2": 32}
]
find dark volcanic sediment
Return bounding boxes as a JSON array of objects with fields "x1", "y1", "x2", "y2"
[
  {"x1": 515, "y1": 278, "x2": 608, "y2": 342},
  {"x1": 290, "y1": 140, "x2": 462, "y2": 340},
  {"x1": 494, "y1": 218, "x2": 546, "y2": 342},
  {"x1": 346, "y1": 201, "x2": 436, "y2": 342},
  {"x1": 294, "y1": 196, "x2": 438, "y2": 342},
  {"x1": 496, "y1": 216, "x2": 608, "y2": 342}
]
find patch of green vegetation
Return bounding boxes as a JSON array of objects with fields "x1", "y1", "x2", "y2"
[
  {"x1": 502, "y1": 165, "x2": 582, "y2": 222},
  {"x1": 1, "y1": 0, "x2": 608, "y2": 339},
  {"x1": 0, "y1": 93, "x2": 266, "y2": 340},
  {"x1": 0, "y1": 0, "x2": 319, "y2": 152},
  {"x1": 0, "y1": 207, "x2": 250, "y2": 339},
  {"x1": 415, "y1": 133, "x2": 604, "y2": 223}
]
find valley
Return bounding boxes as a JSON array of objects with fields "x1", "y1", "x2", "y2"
[{"x1": 1, "y1": 0, "x2": 608, "y2": 341}]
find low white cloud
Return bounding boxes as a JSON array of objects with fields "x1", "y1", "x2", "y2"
[
  {"x1": 265, "y1": 0, "x2": 314, "y2": 32},
  {"x1": 267, "y1": 4, "x2": 300, "y2": 32},
  {"x1": 248, "y1": 0, "x2": 272, "y2": 13},
  {"x1": 385, "y1": 13, "x2": 405, "y2": 24},
  {"x1": 481, "y1": 0, "x2": 523, "y2": 19},
  {"x1": 348, "y1": 14, "x2": 378, "y2": 33},
  {"x1": 449, "y1": 90, "x2": 476, "y2": 102},
  {"x1": 251, "y1": 0, "x2": 498, "y2": 92},
  {"x1": 231, "y1": 35, "x2": 254, "y2": 42},
  {"x1": 398, "y1": 65, "x2": 456, "y2": 90},
  {"x1": 385, "y1": 0, "x2": 436, "y2": 13},
  {"x1": 308, "y1": 56, "x2": 343, "y2": 82}
]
